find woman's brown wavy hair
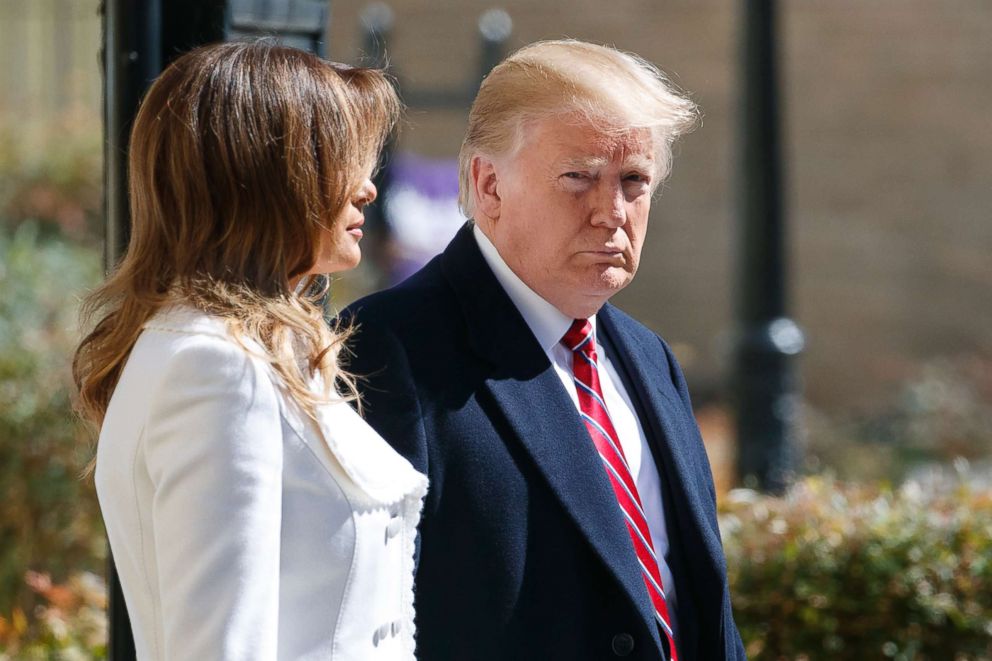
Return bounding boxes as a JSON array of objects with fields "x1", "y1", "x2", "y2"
[{"x1": 73, "y1": 40, "x2": 400, "y2": 428}]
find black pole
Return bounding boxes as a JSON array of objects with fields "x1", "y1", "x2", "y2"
[
  {"x1": 161, "y1": 0, "x2": 228, "y2": 64},
  {"x1": 734, "y1": 0, "x2": 804, "y2": 494},
  {"x1": 102, "y1": 0, "x2": 160, "y2": 271},
  {"x1": 477, "y1": 8, "x2": 512, "y2": 85},
  {"x1": 102, "y1": 2, "x2": 226, "y2": 658}
]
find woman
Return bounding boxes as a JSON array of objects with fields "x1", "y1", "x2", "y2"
[{"x1": 73, "y1": 41, "x2": 426, "y2": 660}]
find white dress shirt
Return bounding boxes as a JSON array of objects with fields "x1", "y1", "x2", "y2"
[{"x1": 472, "y1": 225, "x2": 678, "y2": 634}]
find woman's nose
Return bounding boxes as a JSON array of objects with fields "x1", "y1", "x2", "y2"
[
  {"x1": 362, "y1": 179, "x2": 379, "y2": 204},
  {"x1": 356, "y1": 179, "x2": 377, "y2": 207}
]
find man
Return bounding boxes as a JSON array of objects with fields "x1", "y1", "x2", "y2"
[{"x1": 344, "y1": 40, "x2": 746, "y2": 660}]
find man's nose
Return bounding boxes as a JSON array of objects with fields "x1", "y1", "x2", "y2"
[{"x1": 590, "y1": 181, "x2": 626, "y2": 228}]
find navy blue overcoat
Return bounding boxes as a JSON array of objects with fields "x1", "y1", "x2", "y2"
[{"x1": 342, "y1": 223, "x2": 746, "y2": 661}]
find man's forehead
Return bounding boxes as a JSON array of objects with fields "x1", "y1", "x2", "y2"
[{"x1": 531, "y1": 119, "x2": 655, "y2": 164}]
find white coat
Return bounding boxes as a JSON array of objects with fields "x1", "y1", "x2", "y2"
[{"x1": 95, "y1": 304, "x2": 428, "y2": 660}]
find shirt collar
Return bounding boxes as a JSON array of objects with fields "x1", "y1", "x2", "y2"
[{"x1": 472, "y1": 223, "x2": 596, "y2": 353}]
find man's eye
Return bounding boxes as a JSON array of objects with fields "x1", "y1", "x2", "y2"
[
  {"x1": 563, "y1": 172, "x2": 585, "y2": 179},
  {"x1": 625, "y1": 173, "x2": 649, "y2": 183}
]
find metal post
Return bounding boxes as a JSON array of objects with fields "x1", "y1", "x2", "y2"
[
  {"x1": 102, "y1": 0, "x2": 161, "y2": 271},
  {"x1": 734, "y1": 0, "x2": 804, "y2": 493},
  {"x1": 162, "y1": 0, "x2": 228, "y2": 62},
  {"x1": 477, "y1": 9, "x2": 512, "y2": 85}
]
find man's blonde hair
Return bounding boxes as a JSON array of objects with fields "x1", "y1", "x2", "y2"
[{"x1": 458, "y1": 39, "x2": 698, "y2": 216}]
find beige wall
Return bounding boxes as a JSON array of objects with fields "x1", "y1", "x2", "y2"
[
  {"x1": 0, "y1": 0, "x2": 102, "y2": 117},
  {"x1": 328, "y1": 1, "x2": 992, "y2": 410}
]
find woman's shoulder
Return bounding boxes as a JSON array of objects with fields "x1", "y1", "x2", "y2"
[
  {"x1": 99, "y1": 305, "x2": 283, "y2": 488},
  {"x1": 138, "y1": 303, "x2": 261, "y2": 361},
  {"x1": 128, "y1": 304, "x2": 274, "y2": 400},
  {"x1": 142, "y1": 303, "x2": 235, "y2": 342}
]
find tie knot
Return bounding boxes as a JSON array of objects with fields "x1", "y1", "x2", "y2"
[{"x1": 561, "y1": 319, "x2": 594, "y2": 352}]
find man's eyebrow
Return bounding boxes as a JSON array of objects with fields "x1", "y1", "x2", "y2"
[{"x1": 622, "y1": 155, "x2": 655, "y2": 173}]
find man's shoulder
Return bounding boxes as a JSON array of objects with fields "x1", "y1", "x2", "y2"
[
  {"x1": 601, "y1": 303, "x2": 668, "y2": 349},
  {"x1": 601, "y1": 303, "x2": 696, "y2": 410},
  {"x1": 600, "y1": 303, "x2": 690, "y2": 385},
  {"x1": 339, "y1": 256, "x2": 468, "y2": 363}
]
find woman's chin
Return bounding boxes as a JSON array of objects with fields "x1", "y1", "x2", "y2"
[{"x1": 318, "y1": 247, "x2": 362, "y2": 275}]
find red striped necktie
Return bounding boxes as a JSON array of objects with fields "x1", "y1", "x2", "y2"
[{"x1": 561, "y1": 319, "x2": 678, "y2": 661}]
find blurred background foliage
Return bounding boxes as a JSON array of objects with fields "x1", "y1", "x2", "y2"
[
  {"x1": 722, "y1": 474, "x2": 992, "y2": 660},
  {"x1": 0, "y1": 111, "x2": 106, "y2": 658},
  {"x1": 0, "y1": 0, "x2": 990, "y2": 658},
  {"x1": 0, "y1": 111, "x2": 103, "y2": 247}
]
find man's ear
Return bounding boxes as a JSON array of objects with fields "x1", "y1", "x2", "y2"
[{"x1": 471, "y1": 155, "x2": 501, "y2": 223}]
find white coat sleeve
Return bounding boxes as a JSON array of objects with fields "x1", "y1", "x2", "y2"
[{"x1": 142, "y1": 336, "x2": 283, "y2": 660}]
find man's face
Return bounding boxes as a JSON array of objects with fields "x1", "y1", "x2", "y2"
[{"x1": 485, "y1": 117, "x2": 656, "y2": 319}]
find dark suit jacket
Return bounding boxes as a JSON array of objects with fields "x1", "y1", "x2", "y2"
[{"x1": 342, "y1": 223, "x2": 746, "y2": 661}]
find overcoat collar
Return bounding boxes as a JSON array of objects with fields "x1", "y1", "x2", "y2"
[{"x1": 440, "y1": 222, "x2": 665, "y2": 654}]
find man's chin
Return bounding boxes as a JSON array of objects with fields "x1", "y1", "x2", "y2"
[
  {"x1": 561, "y1": 271, "x2": 632, "y2": 316},
  {"x1": 591, "y1": 266, "x2": 634, "y2": 293}
]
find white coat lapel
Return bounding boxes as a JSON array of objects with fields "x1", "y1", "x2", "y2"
[{"x1": 312, "y1": 400, "x2": 428, "y2": 508}]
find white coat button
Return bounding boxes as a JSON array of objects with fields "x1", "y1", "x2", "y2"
[
  {"x1": 391, "y1": 620, "x2": 401, "y2": 636},
  {"x1": 385, "y1": 517, "x2": 402, "y2": 543},
  {"x1": 373, "y1": 623, "x2": 390, "y2": 646}
]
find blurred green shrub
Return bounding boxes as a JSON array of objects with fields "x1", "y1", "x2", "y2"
[
  {"x1": 722, "y1": 474, "x2": 992, "y2": 660},
  {"x1": 0, "y1": 222, "x2": 104, "y2": 629},
  {"x1": 0, "y1": 111, "x2": 102, "y2": 246}
]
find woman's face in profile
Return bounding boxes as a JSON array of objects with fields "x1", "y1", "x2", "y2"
[{"x1": 310, "y1": 177, "x2": 377, "y2": 275}]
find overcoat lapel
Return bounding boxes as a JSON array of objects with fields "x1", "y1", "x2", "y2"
[
  {"x1": 439, "y1": 224, "x2": 664, "y2": 654},
  {"x1": 597, "y1": 305, "x2": 726, "y2": 587}
]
